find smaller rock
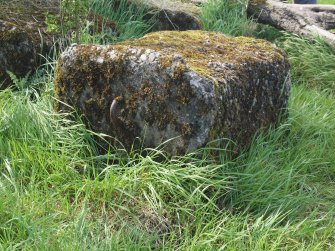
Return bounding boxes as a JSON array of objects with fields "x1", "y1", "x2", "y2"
[
  {"x1": 131, "y1": 0, "x2": 203, "y2": 30},
  {"x1": 0, "y1": 1, "x2": 58, "y2": 88}
]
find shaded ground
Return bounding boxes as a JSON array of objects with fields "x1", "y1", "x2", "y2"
[
  {"x1": 0, "y1": 0, "x2": 59, "y2": 87},
  {"x1": 0, "y1": 0, "x2": 58, "y2": 29}
]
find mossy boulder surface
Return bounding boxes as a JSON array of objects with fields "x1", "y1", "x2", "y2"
[
  {"x1": 0, "y1": 0, "x2": 58, "y2": 88},
  {"x1": 55, "y1": 30, "x2": 291, "y2": 155}
]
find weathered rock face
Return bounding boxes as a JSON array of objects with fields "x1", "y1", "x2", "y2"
[
  {"x1": 55, "y1": 30, "x2": 291, "y2": 155},
  {"x1": 131, "y1": 0, "x2": 203, "y2": 31},
  {"x1": 0, "y1": 1, "x2": 58, "y2": 88}
]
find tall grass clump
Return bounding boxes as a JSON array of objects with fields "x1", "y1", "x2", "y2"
[
  {"x1": 223, "y1": 85, "x2": 335, "y2": 218},
  {"x1": 89, "y1": 0, "x2": 154, "y2": 42},
  {"x1": 0, "y1": 85, "x2": 96, "y2": 248},
  {"x1": 1, "y1": 75, "x2": 335, "y2": 249},
  {"x1": 280, "y1": 35, "x2": 335, "y2": 90},
  {"x1": 0, "y1": 85, "x2": 97, "y2": 182},
  {"x1": 201, "y1": 0, "x2": 257, "y2": 36},
  {"x1": 45, "y1": 0, "x2": 154, "y2": 45}
]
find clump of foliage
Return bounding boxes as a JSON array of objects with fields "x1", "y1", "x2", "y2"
[
  {"x1": 280, "y1": 34, "x2": 335, "y2": 90},
  {"x1": 45, "y1": 0, "x2": 154, "y2": 44},
  {"x1": 45, "y1": 0, "x2": 91, "y2": 41}
]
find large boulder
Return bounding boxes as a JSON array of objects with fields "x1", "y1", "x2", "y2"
[
  {"x1": 55, "y1": 30, "x2": 291, "y2": 155},
  {"x1": 0, "y1": 1, "x2": 58, "y2": 88}
]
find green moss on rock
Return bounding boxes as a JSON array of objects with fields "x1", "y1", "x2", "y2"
[
  {"x1": 55, "y1": 30, "x2": 291, "y2": 155},
  {"x1": 123, "y1": 30, "x2": 286, "y2": 81}
]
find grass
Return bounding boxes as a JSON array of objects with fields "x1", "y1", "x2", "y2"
[
  {"x1": 1, "y1": 0, "x2": 335, "y2": 249},
  {"x1": 200, "y1": 0, "x2": 257, "y2": 36},
  {"x1": 280, "y1": 35, "x2": 335, "y2": 90},
  {"x1": 80, "y1": 0, "x2": 155, "y2": 44}
]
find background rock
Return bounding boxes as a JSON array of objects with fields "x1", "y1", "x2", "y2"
[
  {"x1": 0, "y1": 0, "x2": 58, "y2": 88},
  {"x1": 55, "y1": 30, "x2": 291, "y2": 155},
  {"x1": 131, "y1": 0, "x2": 203, "y2": 30}
]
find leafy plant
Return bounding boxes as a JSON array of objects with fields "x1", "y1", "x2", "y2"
[
  {"x1": 45, "y1": 0, "x2": 154, "y2": 44},
  {"x1": 6, "y1": 71, "x2": 31, "y2": 91},
  {"x1": 45, "y1": 0, "x2": 91, "y2": 42}
]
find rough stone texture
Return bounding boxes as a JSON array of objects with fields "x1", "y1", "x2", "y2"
[
  {"x1": 0, "y1": 1, "x2": 58, "y2": 88},
  {"x1": 55, "y1": 30, "x2": 291, "y2": 155},
  {"x1": 131, "y1": 0, "x2": 203, "y2": 30}
]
